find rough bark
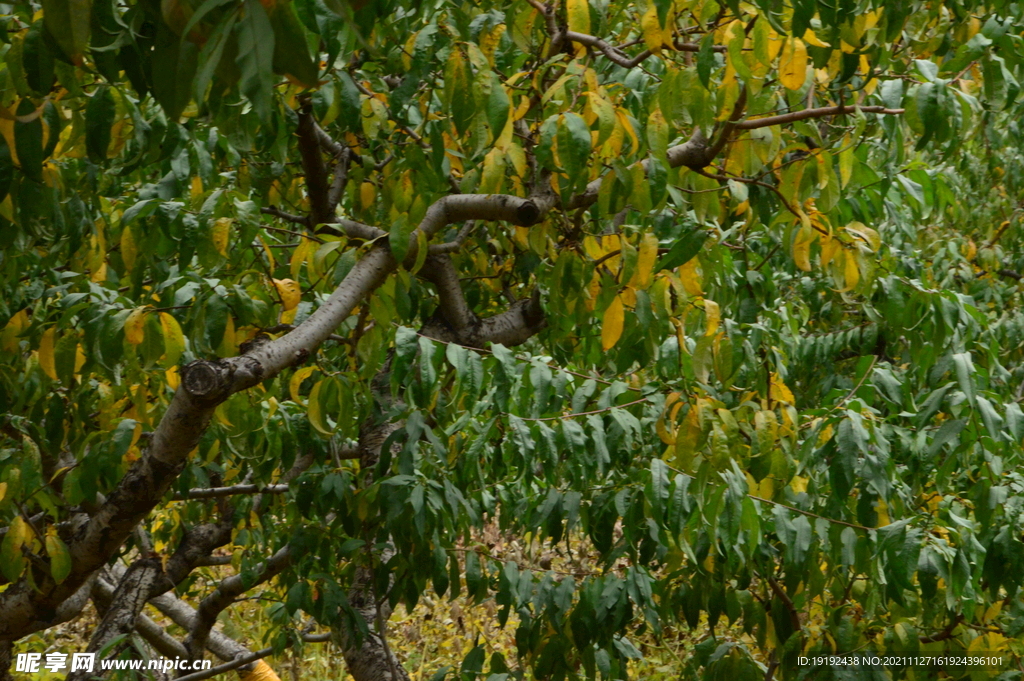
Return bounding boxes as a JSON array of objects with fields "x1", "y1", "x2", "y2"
[
  {"x1": 1, "y1": 208, "x2": 529, "y2": 644},
  {"x1": 183, "y1": 547, "x2": 293, "y2": 663},
  {"x1": 330, "y1": 281, "x2": 548, "y2": 681},
  {"x1": 66, "y1": 515, "x2": 234, "y2": 681},
  {"x1": 418, "y1": 255, "x2": 547, "y2": 348}
]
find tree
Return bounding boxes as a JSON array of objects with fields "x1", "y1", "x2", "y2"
[{"x1": 2, "y1": 0, "x2": 1024, "y2": 679}]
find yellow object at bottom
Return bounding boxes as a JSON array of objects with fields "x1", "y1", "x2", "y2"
[{"x1": 241, "y1": 660, "x2": 280, "y2": 681}]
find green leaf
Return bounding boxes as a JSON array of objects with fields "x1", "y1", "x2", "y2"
[
  {"x1": 486, "y1": 73, "x2": 510, "y2": 138},
  {"x1": 952, "y1": 352, "x2": 975, "y2": 407},
  {"x1": 45, "y1": 533, "x2": 72, "y2": 584},
  {"x1": 0, "y1": 133, "x2": 13, "y2": 203},
  {"x1": 151, "y1": 22, "x2": 199, "y2": 120},
  {"x1": 0, "y1": 516, "x2": 28, "y2": 583},
  {"x1": 656, "y1": 228, "x2": 707, "y2": 272},
  {"x1": 557, "y1": 112, "x2": 592, "y2": 185},
  {"x1": 42, "y1": 0, "x2": 93, "y2": 65},
  {"x1": 181, "y1": 0, "x2": 235, "y2": 42},
  {"x1": 928, "y1": 418, "x2": 965, "y2": 457},
  {"x1": 85, "y1": 85, "x2": 115, "y2": 162},
  {"x1": 270, "y1": 0, "x2": 319, "y2": 87},
  {"x1": 235, "y1": 0, "x2": 276, "y2": 121},
  {"x1": 696, "y1": 33, "x2": 716, "y2": 88},
  {"x1": 975, "y1": 396, "x2": 1004, "y2": 442},
  {"x1": 389, "y1": 214, "x2": 414, "y2": 265},
  {"x1": 337, "y1": 72, "x2": 361, "y2": 131},
  {"x1": 22, "y1": 21, "x2": 55, "y2": 96},
  {"x1": 15, "y1": 99, "x2": 44, "y2": 182},
  {"x1": 194, "y1": 11, "x2": 239, "y2": 101},
  {"x1": 41, "y1": 100, "x2": 60, "y2": 159}
]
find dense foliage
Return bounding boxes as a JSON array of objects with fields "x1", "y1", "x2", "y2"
[{"x1": 3, "y1": 0, "x2": 1024, "y2": 679}]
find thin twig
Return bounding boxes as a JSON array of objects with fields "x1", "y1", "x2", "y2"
[{"x1": 510, "y1": 397, "x2": 650, "y2": 422}]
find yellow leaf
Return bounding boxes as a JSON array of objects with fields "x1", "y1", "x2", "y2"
[
  {"x1": 779, "y1": 38, "x2": 808, "y2": 91},
  {"x1": 259, "y1": 237, "x2": 276, "y2": 270},
  {"x1": 656, "y1": 392, "x2": 682, "y2": 445},
  {"x1": 190, "y1": 176, "x2": 204, "y2": 203},
  {"x1": 567, "y1": 0, "x2": 590, "y2": 35},
  {"x1": 820, "y1": 234, "x2": 839, "y2": 267},
  {"x1": 360, "y1": 181, "x2": 376, "y2": 210},
  {"x1": 616, "y1": 108, "x2": 639, "y2": 154},
  {"x1": 160, "y1": 312, "x2": 185, "y2": 367},
  {"x1": 678, "y1": 258, "x2": 702, "y2": 296},
  {"x1": 212, "y1": 217, "x2": 232, "y2": 257},
  {"x1": 641, "y1": 4, "x2": 665, "y2": 54},
  {"x1": 290, "y1": 238, "x2": 312, "y2": 281},
  {"x1": 792, "y1": 218, "x2": 815, "y2": 272},
  {"x1": 39, "y1": 328, "x2": 58, "y2": 380},
  {"x1": 45, "y1": 531, "x2": 72, "y2": 584},
  {"x1": 839, "y1": 141, "x2": 855, "y2": 188},
  {"x1": 874, "y1": 498, "x2": 890, "y2": 526},
  {"x1": 633, "y1": 233, "x2": 659, "y2": 289},
  {"x1": 402, "y1": 31, "x2": 418, "y2": 71},
  {"x1": 0, "y1": 481, "x2": 6, "y2": 503},
  {"x1": 478, "y1": 148, "x2": 507, "y2": 194},
  {"x1": 479, "y1": 23, "x2": 506, "y2": 65},
  {"x1": 584, "y1": 234, "x2": 621, "y2": 272},
  {"x1": 124, "y1": 307, "x2": 148, "y2": 345},
  {"x1": 74, "y1": 344, "x2": 86, "y2": 374},
  {"x1": 307, "y1": 380, "x2": 335, "y2": 435},
  {"x1": 1, "y1": 309, "x2": 27, "y2": 353},
  {"x1": 601, "y1": 295, "x2": 625, "y2": 350},
  {"x1": 845, "y1": 221, "x2": 881, "y2": 252},
  {"x1": 769, "y1": 373, "x2": 795, "y2": 404},
  {"x1": 802, "y1": 28, "x2": 831, "y2": 47},
  {"x1": 703, "y1": 299, "x2": 720, "y2": 337},
  {"x1": 121, "y1": 225, "x2": 137, "y2": 272},
  {"x1": 218, "y1": 315, "x2": 236, "y2": 357},
  {"x1": 646, "y1": 107, "x2": 668, "y2": 159},
  {"x1": 290, "y1": 365, "x2": 317, "y2": 405},
  {"x1": 273, "y1": 278, "x2": 302, "y2": 311},
  {"x1": 842, "y1": 250, "x2": 860, "y2": 291},
  {"x1": 166, "y1": 366, "x2": 180, "y2": 390}
]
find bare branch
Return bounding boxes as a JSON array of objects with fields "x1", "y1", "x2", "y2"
[
  {"x1": 734, "y1": 104, "x2": 905, "y2": 130},
  {"x1": 420, "y1": 256, "x2": 546, "y2": 349},
  {"x1": 0, "y1": 191, "x2": 547, "y2": 639},
  {"x1": 173, "y1": 484, "x2": 290, "y2": 500},
  {"x1": 184, "y1": 547, "x2": 292, "y2": 660},
  {"x1": 704, "y1": 84, "x2": 748, "y2": 161},
  {"x1": 563, "y1": 30, "x2": 654, "y2": 68},
  {"x1": 91, "y1": 576, "x2": 188, "y2": 660},
  {"x1": 148, "y1": 589, "x2": 257, "y2": 666},
  {"x1": 328, "y1": 146, "x2": 353, "y2": 213},
  {"x1": 297, "y1": 103, "x2": 333, "y2": 228},
  {"x1": 260, "y1": 206, "x2": 310, "y2": 227},
  {"x1": 428, "y1": 220, "x2": 476, "y2": 254}
]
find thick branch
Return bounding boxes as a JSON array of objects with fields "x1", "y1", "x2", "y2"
[
  {"x1": 297, "y1": 105, "x2": 333, "y2": 228},
  {"x1": 328, "y1": 147, "x2": 353, "y2": 213},
  {"x1": 148, "y1": 590, "x2": 255, "y2": 666},
  {"x1": 68, "y1": 515, "x2": 234, "y2": 678},
  {"x1": 91, "y1": 575, "x2": 188, "y2": 660},
  {"x1": 419, "y1": 256, "x2": 546, "y2": 348},
  {"x1": 184, "y1": 547, "x2": 292, "y2": 660},
  {"x1": 0, "y1": 189, "x2": 547, "y2": 640}
]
